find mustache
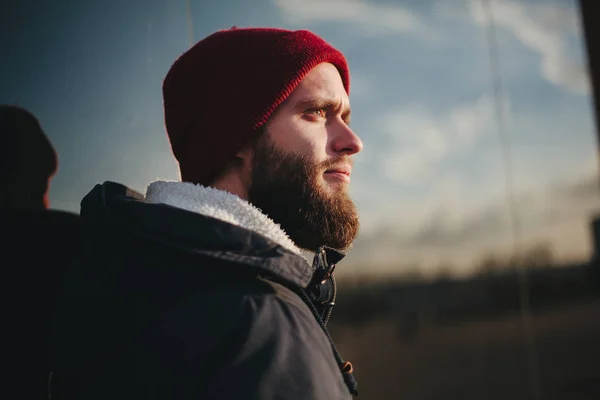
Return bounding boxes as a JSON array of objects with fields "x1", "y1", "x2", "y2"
[{"x1": 319, "y1": 155, "x2": 354, "y2": 170}]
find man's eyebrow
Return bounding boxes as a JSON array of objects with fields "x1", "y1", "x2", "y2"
[{"x1": 295, "y1": 98, "x2": 352, "y2": 123}]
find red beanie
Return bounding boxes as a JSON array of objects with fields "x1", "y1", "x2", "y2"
[{"x1": 162, "y1": 27, "x2": 350, "y2": 186}]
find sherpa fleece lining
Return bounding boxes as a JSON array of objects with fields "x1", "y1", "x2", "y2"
[{"x1": 144, "y1": 181, "x2": 306, "y2": 259}]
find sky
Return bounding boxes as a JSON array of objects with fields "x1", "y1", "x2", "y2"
[{"x1": 2, "y1": 0, "x2": 599, "y2": 279}]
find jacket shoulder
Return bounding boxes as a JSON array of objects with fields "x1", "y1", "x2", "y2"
[
  {"x1": 143, "y1": 276, "x2": 351, "y2": 399},
  {"x1": 197, "y1": 277, "x2": 351, "y2": 399}
]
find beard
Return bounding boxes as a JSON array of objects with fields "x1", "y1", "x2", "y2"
[{"x1": 247, "y1": 135, "x2": 359, "y2": 252}]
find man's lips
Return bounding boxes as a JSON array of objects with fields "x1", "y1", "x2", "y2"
[
  {"x1": 324, "y1": 166, "x2": 352, "y2": 181},
  {"x1": 324, "y1": 166, "x2": 351, "y2": 176}
]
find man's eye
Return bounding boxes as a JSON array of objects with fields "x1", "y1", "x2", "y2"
[{"x1": 310, "y1": 108, "x2": 326, "y2": 118}]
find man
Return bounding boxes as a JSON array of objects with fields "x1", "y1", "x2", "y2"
[
  {"x1": 50, "y1": 27, "x2": 363, "y2": 399},
  {"x1": 0, "y1": 104, "x2": 59, "y2": 210},
  {"x1": 0, "y1": 105, "x2": 82, "y2": 399}
]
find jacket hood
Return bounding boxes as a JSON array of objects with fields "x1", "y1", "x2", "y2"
[{"x1": 80, "y1": 181, "x2": 345, "y2": 289}]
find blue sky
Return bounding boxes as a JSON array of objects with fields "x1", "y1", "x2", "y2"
[{"x1": 2, "y1": 0, "x2": 598, "y2": 278}]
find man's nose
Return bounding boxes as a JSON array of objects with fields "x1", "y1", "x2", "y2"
[{"x1": 330, "y1": 122, "x2": 363, "y2": 156}]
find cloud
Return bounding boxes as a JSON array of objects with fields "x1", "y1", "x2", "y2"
[
  {"x1": 345, "y1": 164, "x2": 599, "y2": 276},
  {"x1": 379, "y1": 94, "x2": 500, "y2": 184},
  {"x1": 468, "y1": 0, "x2": 589, "y2": 94},
  {"x1": 273, "y1": 0, "x2": 432, "y2": 39}
]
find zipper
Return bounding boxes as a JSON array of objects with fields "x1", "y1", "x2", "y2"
[
  {"x1": 322, "y1": 273, "x2": 337, "y2": 326},
  {"x1": 297, "y1": 286, "x2": 359, "y2": 396}
]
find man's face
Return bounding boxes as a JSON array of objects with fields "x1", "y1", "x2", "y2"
[{"x1": 247, "y1": 62, "x2": 363, "y2": 251}]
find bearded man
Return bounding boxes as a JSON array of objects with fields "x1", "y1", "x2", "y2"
[{"x1": 50, "y1": 27, "x2": 363, "y2": 400}]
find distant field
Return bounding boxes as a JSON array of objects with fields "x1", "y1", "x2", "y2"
[{"x1": 329, "y1": 299, "x2": 600, "y2": 400}]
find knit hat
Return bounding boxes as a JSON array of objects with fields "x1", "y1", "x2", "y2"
[{"x1": 162, "y1": 27, "x2": 350, "y2": 186}]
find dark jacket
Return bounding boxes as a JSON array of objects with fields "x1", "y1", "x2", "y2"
[
  {"x1": 1, "y1": 208, "x2": 82, "y2": 399},
  {"x1": 49, "y1": 182, "x2": 357, "y2": 399}
]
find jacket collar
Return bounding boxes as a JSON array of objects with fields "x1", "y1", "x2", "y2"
[
  {"x1": 81, "y1": 181, "x2": 345, "y2": 289},
  {"x1": 145, "y1": 181, "x2": 305, "y2": 258}
]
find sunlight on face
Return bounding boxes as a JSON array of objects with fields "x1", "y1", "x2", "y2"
[
  {"x1": 244, "y1": 63, "x2": 363, "y2": 250},
  {"x1": 264, "y1": 62, "x2": 363, "y2": 194}
]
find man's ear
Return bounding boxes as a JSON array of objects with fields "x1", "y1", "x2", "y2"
[
  {"x1": 235, "y1": 142, "x2": 255, "y2": 166},
  {"x1": 209, "y1": 143, "x2": 254, "y2": 198}
]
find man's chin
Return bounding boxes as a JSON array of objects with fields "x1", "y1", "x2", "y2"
[{"x1": 319, "y1": 177, "x2": 350, "y2": 195}]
